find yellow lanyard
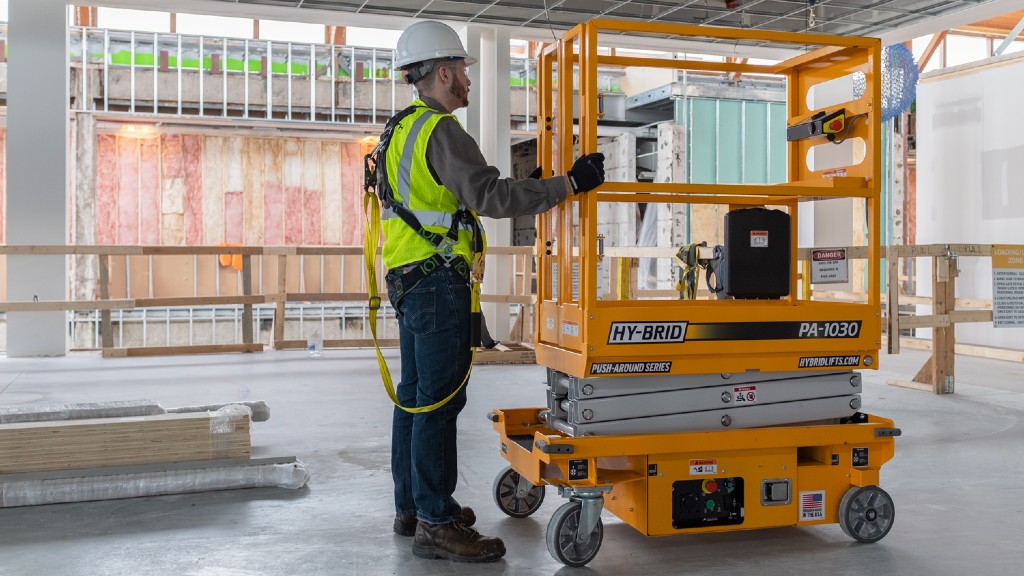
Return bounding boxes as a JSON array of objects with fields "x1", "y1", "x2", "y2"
[{"x1": 363, "y1": 190, "x2": 478, "y2": 413}]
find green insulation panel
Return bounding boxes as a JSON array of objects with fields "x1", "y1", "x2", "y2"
[{"x1": 678, "y1": 97, "x2": 787, "y2": 185}]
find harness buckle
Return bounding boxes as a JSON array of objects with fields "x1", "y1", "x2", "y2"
[
  {"x1": 438, "y1": 236, "x2": 459, "y2": 257},
  {"x1": 369, "y1": 296, "x2": 382, "y2": 311}
]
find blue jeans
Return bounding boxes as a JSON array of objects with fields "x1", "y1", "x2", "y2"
[{"x1": 388, "y1": 267, "x2": 471, "y2": 525}]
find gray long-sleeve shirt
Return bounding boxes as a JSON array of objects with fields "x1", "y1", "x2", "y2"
[{"x1": 419, "y1": 96, "x2": 570, "y2": 219}]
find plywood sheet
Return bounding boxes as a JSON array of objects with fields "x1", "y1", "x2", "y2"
[
  {"x1": 0, "y1": 411, "x2": 250, "y2": 474},
  {"x1": 151, "y1": 255, "x2": 196, "y2": 298}
]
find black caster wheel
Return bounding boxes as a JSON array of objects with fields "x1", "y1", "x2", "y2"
[
  {"x1": 839, "y1": 485, "x2": 895, "y2": 543},
  {"x1": 492, "y1": 465, "x2": 545, "y2": 518},
  {"x1": 546, "y1": 501, "x2": 603, "y2": 567}
]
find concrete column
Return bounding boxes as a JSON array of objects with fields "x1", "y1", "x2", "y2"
[
  {"x1": 459, "y1": 24, "x2": 512, "y2": 341},
  {"x1": 72, "y1": 114, "x2": 97, "y2": 348},
  {"x1": 6, "y1": 0, "x2": 69, "y2": 356},
  {"x1": 655, "y1": 123, "x2": 687, "y2": 290}
]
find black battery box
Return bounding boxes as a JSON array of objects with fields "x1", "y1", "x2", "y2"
[{"x1": 723, "y1": 207, "x2": 790, "y2": 299}]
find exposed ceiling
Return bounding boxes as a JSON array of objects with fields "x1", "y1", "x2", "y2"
[
  {"x1": 89, "y1": 0, "x2": 1024, "y2": 57},
  {"x1": 216, "y1": 0, "x2": 1011, "y2": 38}
]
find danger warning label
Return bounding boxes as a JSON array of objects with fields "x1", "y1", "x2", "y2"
[{"x1": 733, "y1": 385, "x2": 758, "y2": 404}]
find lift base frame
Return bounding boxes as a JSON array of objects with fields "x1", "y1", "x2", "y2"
[{"x1": 491, "y1": 406, "x2": 897, "y2": 537}]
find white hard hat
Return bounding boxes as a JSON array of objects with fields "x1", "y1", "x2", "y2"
[{"x1": 393, "y1": 20, "x2": 478, "y2": 71}]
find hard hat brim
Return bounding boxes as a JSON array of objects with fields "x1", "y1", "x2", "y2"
[{"x1": 393, "y1": 55, "x2": 478, "y2": 72}]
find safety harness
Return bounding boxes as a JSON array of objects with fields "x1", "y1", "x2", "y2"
[
  {"x1": 677, "y1": 241, "x2": 727, "y2": 300},
  {"x1": 678, "y1": 241, "x2": 707, "y2": 300},
  {"x1": 363, "y1": 104, "x2": 485, "y2": 414}
]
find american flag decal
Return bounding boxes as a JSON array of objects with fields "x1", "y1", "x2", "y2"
[{"x1": 799, "y1": 491, "x2": 825, "y2": 521}]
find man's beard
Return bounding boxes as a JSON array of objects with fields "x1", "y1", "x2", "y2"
[{"x1": 449, "y1": 76, "x2": 469, "y2": 107}]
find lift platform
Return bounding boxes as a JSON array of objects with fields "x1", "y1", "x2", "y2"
[{"x1": 489, "y1": 20, "x2": 899, "y2": 567}]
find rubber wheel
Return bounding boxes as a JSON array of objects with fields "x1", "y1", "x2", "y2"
[
  {"x1": 492, "y1": 466, "x2": 545, "y2": 518},
  {"x1": 838, "y1": 485, "x2": 895, "y2": 543},
  {"x1": 546, "y1": 501, "x2": 603, "y2": 567}
]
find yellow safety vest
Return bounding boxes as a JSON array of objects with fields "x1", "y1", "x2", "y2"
[
  {"x1": 362, "y1": 100, "x2": 486, "y2": 413},
  {"x1": 381, "y1": 99, "x2": 485, "y2": 270}
]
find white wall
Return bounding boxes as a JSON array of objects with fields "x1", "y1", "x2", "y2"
[
  {"x1": 620, "y1": 65, "x2": 674, "y2": 96},
  {"x1": 916, "y1": 54, "x2": 1024, "y2": 349}
]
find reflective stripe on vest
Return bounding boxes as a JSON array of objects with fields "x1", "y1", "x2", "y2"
[
  {"x1": 381, "y1": 100, "x2": 485, "y2": 270},
  {"x1": 397, "y1": 111, "x2": 434, "y2": 208},
  {"x1": 382, "y1": 207, "x2": 465, "y2": 231}
]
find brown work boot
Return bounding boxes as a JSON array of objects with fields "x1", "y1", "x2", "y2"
[
  {"x1": 411, "y1": 520, "x2": 506, "y2": 563},
  {"x1": 394, "y1": 506, "x2": 476, "y2": 537}
]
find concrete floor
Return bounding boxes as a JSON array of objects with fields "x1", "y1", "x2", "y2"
[{"x1": 0, "y1": 347, "x2": 1022, "y2": 576}]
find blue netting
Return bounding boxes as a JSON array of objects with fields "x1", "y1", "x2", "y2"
[{"x1": 881, "y1": 44, "x2": 918, "y2": 122}]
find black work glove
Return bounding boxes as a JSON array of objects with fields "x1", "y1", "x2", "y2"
[
  {"x1": 528, "y1": 166, "x2": 544, "y2": 179},
  {"x1": 567, "y1": 153, "x2": 605, "y2": 193}
]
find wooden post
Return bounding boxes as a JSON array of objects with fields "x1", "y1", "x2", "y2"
[
  {"x1": 273, "y1": 255, "x2": 287, "y2": 347},
  {"x1": 241, "y1": 255, "x2": 254, "y2": 346},
  {"x1": 886, "y1": 246, "x2": 901, "y2": 354},
  {"x1": 509, "y1": 307, "x2": 524, "y2": 343},
  {"x1": 801, "y1": 259, "x2": 811, "y2": 300},
  {"x1": 331, "y1": 26, "x2": 346, "y2": 45},
  {"x1": 99, "y1": 255, "x2": 113, "y2": 349},
  {"x1": 76, "y1": 6, "x2": 96, "y2": 27},
  {"x1": 933, "y1": 254, "x2": 957, "y2": 393},
  {"x1": 613, "y1": 259, "x2": 627, "y2": 300},
  {"x1": 913, "y1": 253, "x2": 957, "y2": 393},
  {"x1": 918, "y1": 31, "x2": 948, "y2": 72}
]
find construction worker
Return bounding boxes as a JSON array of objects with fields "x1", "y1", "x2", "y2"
[{"x1": 381, "y1": 20, "x2": 605, "y2": 564}]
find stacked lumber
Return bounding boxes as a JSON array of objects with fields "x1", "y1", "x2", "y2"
[
  {"x1": 0, "y1": 399, "x2": 271, "y2": 424},
  {"x1": 0, "y1": 407, "x2": 250, "y2": 475}
]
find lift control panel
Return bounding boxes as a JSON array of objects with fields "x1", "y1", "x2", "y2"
[{"x1": 672, "y1": 477, "x2": 745, "y2": 529}]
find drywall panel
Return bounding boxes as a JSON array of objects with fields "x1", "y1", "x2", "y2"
[{"x1": 917, "y1": 55, "x2": 1024, "y2": 349}]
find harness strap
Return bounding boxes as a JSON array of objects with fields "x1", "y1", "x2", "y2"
[
  {"x1": 678, "y1": 241, "x2": 706, "y2": 301},
  {"x1": 362, "y1": 105, "x2": 484, "y2": 414},
  {"x1": 706, "y1": 245, "x2": 728, "y2": 299},
  {"x1": 386, "y1": 253, "x2": 471, "y2": 303}
]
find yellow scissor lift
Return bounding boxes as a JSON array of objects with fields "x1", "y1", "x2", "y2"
[{"x1": 488, "y1": 20, "x2": 900, "y2": 567}]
